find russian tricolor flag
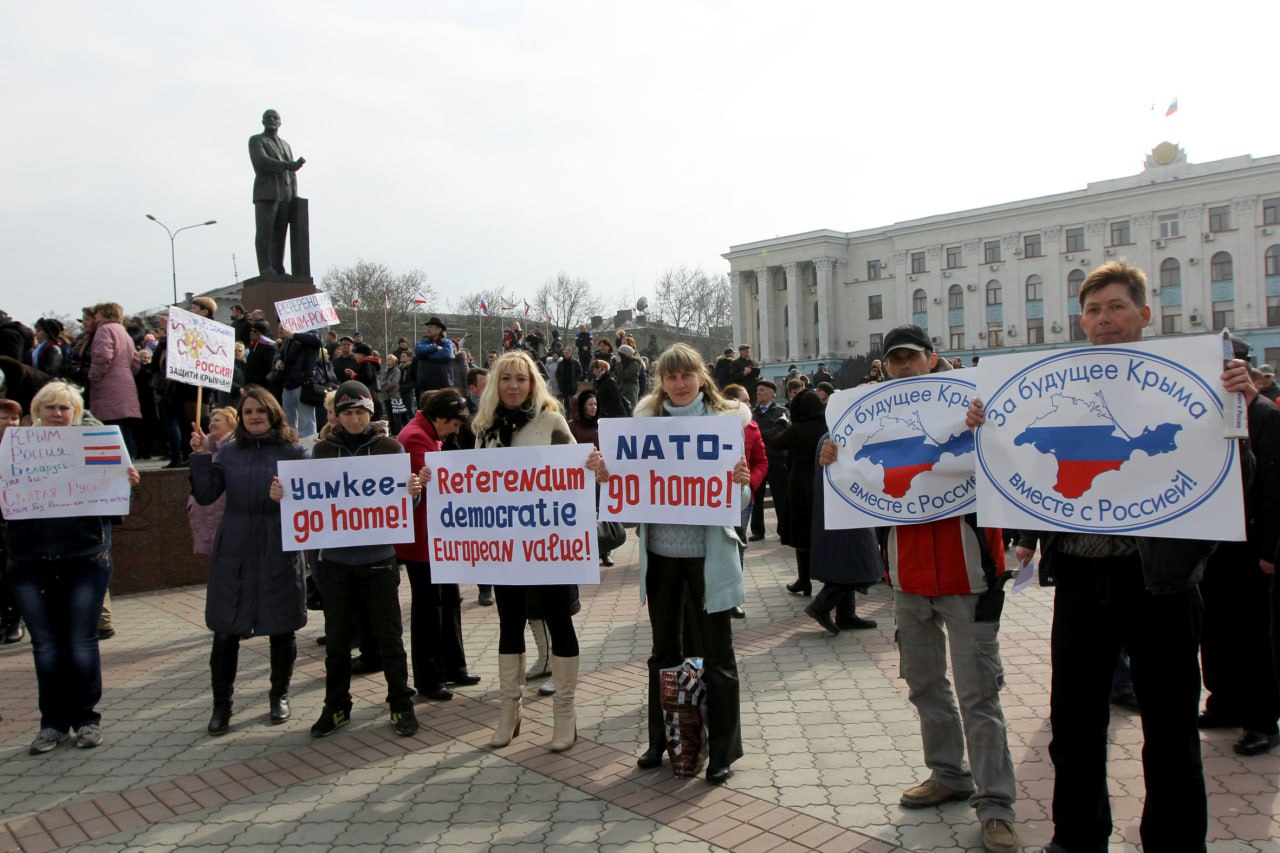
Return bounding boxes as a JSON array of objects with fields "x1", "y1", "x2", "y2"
[
  {"x1": 1165, "y1": 97, "x2": 1178, "y2": 117},
  {"x1": 479, "y1": 300, "x2": 490, "y2": 316}
]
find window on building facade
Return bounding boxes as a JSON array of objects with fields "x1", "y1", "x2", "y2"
[
  {"x1": 1066, "y1": 269, "x2": 1085, "y2": 300},
  {"x1": 911, "y1": 252, "x2": 926, "y2": 274},
  {"x1": 1024, "y1": 233, "x2": 1042, "y2": 257},
  {"x1": 1070, "y1": 315, "x2": 1088, "y2": 342},
  {"x1": 868, "y1": 294, "x2": 883, "y2": 319},
  {"x1": 867, "y1": 259, "x2": 883, "y2": 280},
  {"x1": 1159, "y1": 213, "x2": 1181, "y2": 239},
  {"x1": 1110, "y1": 220, "x2": 1131, "y2": 246},
  {"x1": 1209, "y1": 205, "x2": 1231, "y2": 233},
  {"x1": 1160, "y1": 258, "x2": 1181, "y2": 288},
  {"x1": 1026, "y1": 274, "x2": 1044, "y2": 301},
  {"x1": 1265, "y1": 198, "x2": 1280, "y2": 227},
  {"x1": 913, "y1": 289, "x2": 927, "y2": 313},
  {"x1": 984, "y1": 240, "x2": 1001, "y2": 263},
  {"x1": 1268, "y1": 296, "x2": 1280, "y2": 327},
  {"x1": 948, "y1": 284, "x2": 964, "y2": 310},
  {"x1": 986, "y1": 326, "x2": 1002, "y2": 347},
  {"x1": 1027, "y1": 318, "x2": 1044, "y2": 344},
  {"x1": 1213, "y1": 301, "x2": 1234, "y2": 330},
  {"x1": 869, "y1": 333, "x2": 883, "y2": 353},
  {"x1": 1211, "y1": 251, "x2": 1233, "y2": 282},
  {"x1": 986, "y1": 280, "x2": 1002, "y2": 305},
  {"x1": 1266, "y1": 245, "x2": 1280, "y2": 277},
  {"x1": 1065, "y1": 227, "x2": 1085, "y2": 252},
  {"x1": 950, "y1": 330, "x2": 964, "y2": 350},
  {"x1": 946, "y1": 245, "x2": 962, "y2": 268},
  {"x1": 1163, "y1": 313, "x2": 1182, "y2": 334}
]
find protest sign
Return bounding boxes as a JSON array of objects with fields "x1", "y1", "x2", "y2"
[
  {"x1": 424, "y1": 445, "x2": 598, "y2": 585},
  {"x1": 166, "y1": 306, "x2": 236, "y2": 392},
  {"x1": 275, "y1": 292, "x2": 340, "y2": 334},
  {"x1": 278, "y1": 454, "x2": 415, "y2": 552},
  {"x1": 975, "y1": 335, "x2": 1244, "y2": 541},
  {"x1": 598, "y1": 415, "x2": 743, "y2": 526},
  {"x1": 824, "y1": 370, "x2": 977, "y2": 528},
  {"x1": 0, "y1": 426, "x2": 133, "y2": 520}
]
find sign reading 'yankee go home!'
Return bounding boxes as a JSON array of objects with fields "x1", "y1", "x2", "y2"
[
  {"x1": 823, "y1": 370, "x2": 978, "y2": 529},
  {"x1": 975, "y1": 335, "x2": 1245, "y2": 541}
]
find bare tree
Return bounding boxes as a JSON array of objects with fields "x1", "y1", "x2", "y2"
[
  {"x1": 534, "y1": 272, "x2": 603, "y2": 331},
  {"x1": 320, "y1": 260, "x2": 437, "y2": 347},
  {"x1": 652, "y1": 266, "x2": 732, "y2": 335}
]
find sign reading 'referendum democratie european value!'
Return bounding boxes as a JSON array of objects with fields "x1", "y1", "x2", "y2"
[{"x1": 975, "y1": 335, "x2": 1244, "y2": 541}]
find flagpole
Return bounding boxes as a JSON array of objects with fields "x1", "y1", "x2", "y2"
[{"x1": 382, "y1": 291, "x2": 389, "y2": 361}]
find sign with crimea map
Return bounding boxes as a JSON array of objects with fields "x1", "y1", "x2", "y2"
[
  {"x1": 974, "y1": 335, "x2": 1244, "y2": 541},
  {"x1": 824, "y1": 371, "x2": 978, "y2": 529}
]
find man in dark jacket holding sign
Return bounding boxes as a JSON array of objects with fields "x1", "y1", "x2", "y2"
[
  {"x1": 820, "y1": 324, "x2": 1018, "y2": 853},
  {"x1": 967, "y1": 261, "x2": 1258, "y2": 853}
]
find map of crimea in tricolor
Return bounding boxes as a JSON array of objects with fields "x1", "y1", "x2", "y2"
[
  {"x1": 854, "y1": 414, "x2": 974, "y2": 498},
  {"x1": 1013, "y1": 392, "x2": 1182, "y2": 498}
]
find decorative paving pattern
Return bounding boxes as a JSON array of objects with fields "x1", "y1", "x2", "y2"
[{"x1": 1, "y1": 532, "x2": 1278, "y2": 852}]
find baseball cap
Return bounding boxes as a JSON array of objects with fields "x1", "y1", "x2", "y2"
[{"x1": 882, "y1": 324, "x2": 932, "y2": 355}]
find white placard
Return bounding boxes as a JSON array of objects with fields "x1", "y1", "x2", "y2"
[
  {"x1": 598, "y1": 415, "x2": 743, "y2": 526},
  {"x1": 975, "y1": 335, "x2": 1244, "y2": 541},
  {"x1": 278, "y1": 454, "x2": 415, "y2": 552},
  {"x1": 0, "y1": 426, "x2": 133, "y2": 519},
  {"x1": 824, "y1": 370, "x2": 977, "y2": 528},
  {"x1": 165, "y1": 306, "x2": 236, "y2": 392},
  {"x1": 275, "y1": 292, "x2": 340, "y2": 334},
  {"x1": 424, "y1": 444, "x2": 598, "y2": 585}
]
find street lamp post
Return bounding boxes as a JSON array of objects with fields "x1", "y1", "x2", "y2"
[{"x1": 145, "y1": 215, "x2": 217, "y2": 305}]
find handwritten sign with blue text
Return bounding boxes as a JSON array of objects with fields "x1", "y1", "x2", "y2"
[
  {"x1": 425, "y1": 444, "x2": 598, "y2": 585},
  {"x1": 599, "y1": 415, "x2": 744, "y2": 526},
  {"x1": 824, "y1": 371, "x2": 978, "y2": 528},
  {"x1": 277, "y1": 454, "x2": 415, "y2": 551},
  {"x1": 975, "y1": 335, "x2": 1244, "y2": 541},
  {"x1": 0, "y1": 426, "x2": 133, "y2": 519}
]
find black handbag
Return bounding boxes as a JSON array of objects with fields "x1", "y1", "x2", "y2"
[
  {"x1": 300, "y1": 380, "x2": 328, "y2": 407},
  {"x1": 597, "y1": 520, "x2": 626, "y2": 553}
]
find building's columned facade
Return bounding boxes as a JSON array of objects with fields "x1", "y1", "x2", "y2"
[{"x1": 725, "y1": 145, "x2": 1280, "y2": 367}]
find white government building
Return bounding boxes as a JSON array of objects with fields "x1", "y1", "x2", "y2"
[{"x1": 724, "y1": 143, "x2": 1280, "y2": 371}]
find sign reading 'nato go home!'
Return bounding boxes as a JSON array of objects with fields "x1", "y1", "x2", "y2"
[
  {"x1": 975, "y1": 335, "x2": 1244, "y2": 541},
  {"x1": 824, "y1": 370, "x2": 978, "y2": 529}
]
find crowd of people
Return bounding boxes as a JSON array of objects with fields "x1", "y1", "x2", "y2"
[{"x1": 3, "y1": 259, "x2": 1280, "y2": 852}]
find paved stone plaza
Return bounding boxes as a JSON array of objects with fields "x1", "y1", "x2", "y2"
[{"x1": 1, "y1": 534, "x2": 1278, "y2": 852}]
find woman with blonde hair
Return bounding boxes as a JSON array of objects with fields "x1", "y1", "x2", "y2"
[
  {"x1": 187, "y1": 406, "x2": 238, "y2": 555},
  {"x1": 597, "y1": 343, "x2": 752, "y2": 784},
  {"x1": 465, "y1": 350, "x2": 597, "y2": 751},
  {"x1": 5, "y1": 382, "x2": 140, "y2": 753}
]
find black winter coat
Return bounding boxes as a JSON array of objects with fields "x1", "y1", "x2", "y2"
[
  {"x1": 190, "y1": 431, "x2": 308, "y2": 636},
  {"x1": 766, "y1": 390, "x2": 827, "y2": 550},
  {"x1": 810, "y1": 433, "x2": 885, "y2": 587}
]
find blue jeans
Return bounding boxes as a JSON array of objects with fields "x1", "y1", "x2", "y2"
[
  {"x1": 282, "y1": 386, "x2": 317, "y2": 437},
  {"x1": 8, "y1": 551, "x2": 113, "y2": 731}
]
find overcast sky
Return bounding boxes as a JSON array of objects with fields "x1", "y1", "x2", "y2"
[{"x1": 2, "y1": 0, "x2": 1272, "y2": 323}]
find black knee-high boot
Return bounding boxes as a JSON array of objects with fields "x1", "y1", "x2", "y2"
[
  {"x1": 209, "y1": 633, "x2": 239, "y2": 735},
  {"x1": 836, "y1": 587, "x2": 877, "y2": 630},
  {"x1": 786, "y1": 549, "x2": 812, "y2": 596},
  {"x1": 805, "y1": 584, "x2": 843, "y2": 636},
  {"x1": 269, "y1": 633, "x2": 296, "y2": 723}
]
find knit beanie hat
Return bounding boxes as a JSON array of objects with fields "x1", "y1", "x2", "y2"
[{"x1": 333, "y1": 381, "x2": 375, "y2": 414}]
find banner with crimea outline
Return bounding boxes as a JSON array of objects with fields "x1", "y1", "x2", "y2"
[
  {"x1": 425, "y1": 444, "x2": 599, "y2": 585},
  {"x1": 974, "y1": 335, "x2": 1244, "y2": 541},
  {"x1": 823, "y1": 370, "x2": 978, "y2": 529}
]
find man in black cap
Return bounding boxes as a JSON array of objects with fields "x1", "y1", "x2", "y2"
[
  {"x1": 729, "y1": 344, "x2": 757, "y2": 400},
  {"x1": 412, "y1": 316, "x2": 455, "y2": 400},
  {"x1": 713, "y1": 348, "x2": 735, "y2": 390},
  {"x1": 812, "y1": 362, "x2": 834, "y2": 387},
  {"x1": 331, "y1": 335, "x2": 358, "y2": 384},
  {"x1": 750, "y1": 378, "x2": 789, "y2": 541}
]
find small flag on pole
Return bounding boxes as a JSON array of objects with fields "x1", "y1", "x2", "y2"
[
  {"x1": 351, "y1": 296, "x2": 360, "y2": 309},
  {"x1": 523, "y1": 299, "x2": 532, "y2": 316},
  {"x1": 501, "y1": 302, "x2": 517, "y2": 312},
  {"x1": 1165, "y1": 97, "x2": 1178, "y2": 117},
  {"x1": 413, "y1": 291, "x2": 430, "y2": 305},
  {"x1": 383, "y1": 290, "x2": 390, "y2": 311},
  {"x1": 479, "y1": 300, "x2": 490, "y2": 316}
]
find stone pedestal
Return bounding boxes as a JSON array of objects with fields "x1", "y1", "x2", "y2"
[
  {"x1": 240, "y1": 277, "x2": 317, "y2": 330},
  {"x1": 111, "y1": 468, "x2": 208, "y2": 594}
]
